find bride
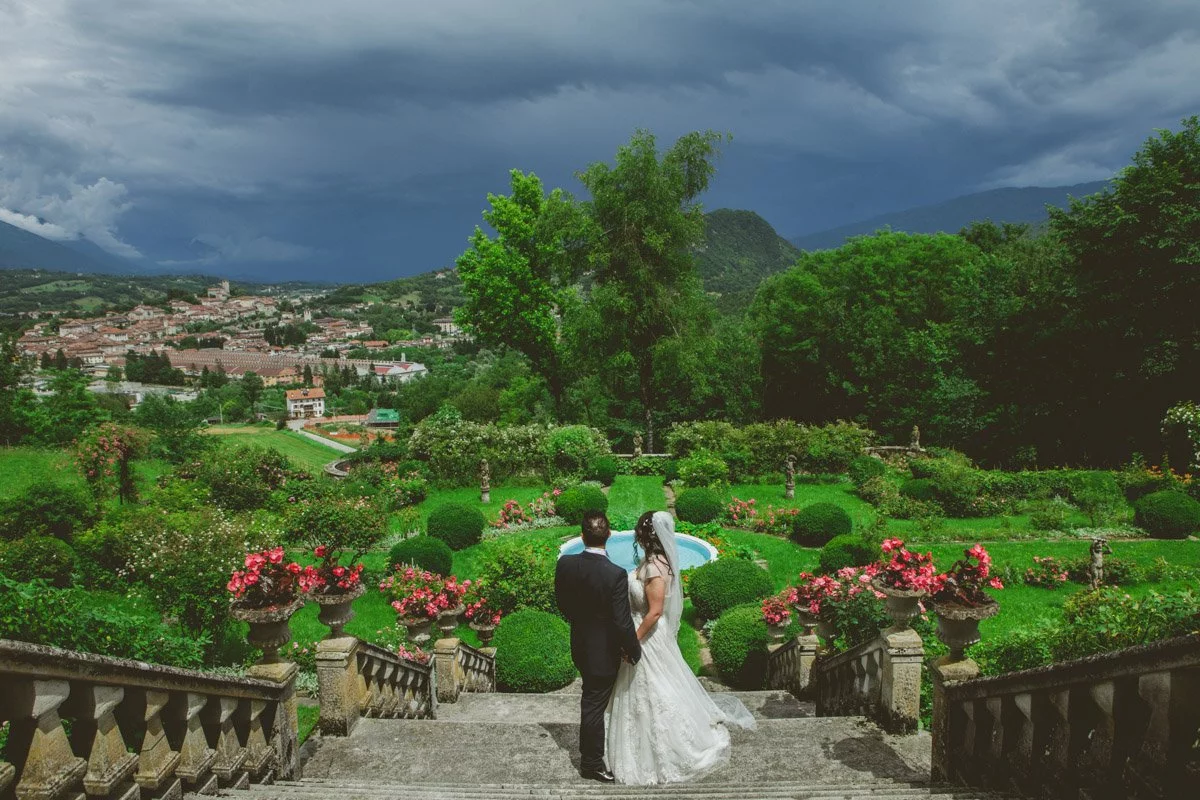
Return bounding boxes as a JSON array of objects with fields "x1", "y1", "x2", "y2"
[{"x1": 606, "y1": 510, "x2": 756, "y2": 784}]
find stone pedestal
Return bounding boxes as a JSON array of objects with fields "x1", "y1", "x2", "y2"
[
  {"x1": 880, "y1": 629, "x2": 924, "y2": 733},
  {"x1": 434, "y1": 638, "x2": 461, "y2": 703},
  {"x1": 930, "y1": 657, "x2": 980, "y2": 783},
  {"x1": 246, "y1": 661, "x2": 300, "y2": 781},
  {"x1": 315, "y1": 637, "x2": 363, "y2": 737},
  {"x1": 794, "y1": 633, "x2": 820, "y2": 695}
]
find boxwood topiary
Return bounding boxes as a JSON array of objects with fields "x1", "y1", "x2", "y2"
[
  {"x1": 555, "y1": 485, "x2": 608, "y2": 525},
  {"x1": 426, "y1": 503, "x2": 486, "y2": 550},
  {"x1": 687, "y1": 558, "x2": 773, "y2": 620},
  {"x1": 790, "y1": 502, "x2": 853, "y2": 547},
  {"x1": 710, "y1": 603, "x2": 771, "y2": 689},
  {"x1": 493, "y1": 609, "x2": 577, "y2": 692},
  {"x1": 590, "y1": 456, "x2": 621, "y2": 487},
  {"x1": 1135, "y1": 490, "x2": 1200, "y2": 540},
  {"x1": 818, "y1": 534, "x2": 876, "y2": 575},
  {"x1": 900, "y1": 478, "x2": 938, "y2": 502},
  {"x1": 388, "y1": 536, "x2": 454, "y2": 576},
  {"x1": 675, "y1": 487, "x2": 723, "y2": 524},
  {"x1": 0, "y1": 536, "x2": 76, "y2": 588},
  {"x1": 847, "y1": 455, "x2": 887, "y2": 488}
]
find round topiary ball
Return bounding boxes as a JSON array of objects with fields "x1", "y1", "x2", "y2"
[
  {"x1": 687, "y1": 558, "x2": 773, "y2": 620},
  {"x1": 555, "y1": 485, "x2": 608, "y2": 525},
  {"x1": 790, "y1": 502, "x2": 853, "y2": 547},
  {"x1": 0, "y1": 535, "x2": 75, "y2": 588},
  {"x1": 426, "y1": 503, "x2": 486, "y2": 551},
  {"x1": 818, "y1": 534, "x2": 876, "y2": 575},
  {"x1": 710, "y1": 603, "x2": 771, "y2": 689},
  {"x1": 388, "y1": 536, "x2": 453, "y2": 576},
  {"x1": 675, "y1": 487, "x2": 722, "y2": 524},
  {"x1": 590, "y1": 456, "x2": 621, "y2": 487},
  {"x1": 1135, "y1": 490, "x2": 1200, "y2": 540},
  {"x1": 493, "y1": 609, "x2": 577, "y2": 692}
]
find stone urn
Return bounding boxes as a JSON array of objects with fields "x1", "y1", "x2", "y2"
[
  {"x1": 767, "y1": 622, "x2": 790, "y2": 644},
  {"x1": 469, "y1": 621, "x2": 496, "y2": 646},
  {"x1": 230, "y1": 596, "x2": 306, "y2": 664},
  {"x1": 438, "y1": 604, "x2": 466, "y2": 636},
  {"x1": 312, "y1": 583, "x2": 366, "y2": 639},
  {"x1": 933, "y1": 600, "x2": 999, "y2": 661},
  {"x1": 872, "y1": 580, "x2": 926, "y2": 633},
  {"x1": 400, "y1": 616, "x2": 434, "y2": 645},
  {"x1": 791, "y1": 606, "x2": 820, "y2": 637},
  {"x1": 816, "y1": 618, "x2": 836, "y2": 641}
]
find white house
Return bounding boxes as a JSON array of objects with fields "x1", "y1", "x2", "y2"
[{"x1": 285, "y1": 387, "x2": 326, "y2": 419}]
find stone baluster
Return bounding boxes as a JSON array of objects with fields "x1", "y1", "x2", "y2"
[
  {"x1": 130, "y1": 690, "x2": 181, "y2": 800},
  {"x1": 169, "y1": 692, "x2": 215, "y2": 795},
  {"x1": 64, "y1": 685, "x2": 138, "y2": 800},
  {"x1": 3, "y1": 679, "x2": 87, "y2": 800},
  {"x1": 1002, "y1": 692, "x2": 1034, "y2": 788},
  {"x1": 247, "y1": 660, "x2": 299, "y2": 781},
  {"x1": 204, "y1": 697, "x2": 248, "y2": 789},
  {"x1": 880, "y1": 630, "x2": 923, "y2": 733},
  {"x1": 435, "y1": 639, "x2": 459, "y2": 703},
  {"x1": 315, "y1": 637, "x2": 363, "y2": 736},
  {"x1": 241, "y1": 698, "x2": 274, "y2": 783},
  {"x1": 0, "y1": 760, "x2": 14, "y2": 796}
]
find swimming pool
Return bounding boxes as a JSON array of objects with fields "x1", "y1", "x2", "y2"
[{"x1": 558, "y1": 531, "x2": 719, "y2": 572}]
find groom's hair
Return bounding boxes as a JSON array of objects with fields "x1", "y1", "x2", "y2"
[{"x1": 581, "y1": 512, "x2": 611, "y2": 547}]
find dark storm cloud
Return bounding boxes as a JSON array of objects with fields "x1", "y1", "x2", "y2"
[{"x1": 1, "y1": 0, "x2": 1198, "y2": 278}]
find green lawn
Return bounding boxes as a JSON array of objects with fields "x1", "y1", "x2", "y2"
[
  {"x1": 419, "y1": 485, "x2": 551, "y2": 526},
  {"x1": 0, "y1": 447, "x2": 85, "y2": 495},
  {"x1": 606, "y1": 475, "x2": 668, "y2": 527},
  {"x1": 203, "y1": 425, "x2": 347, "y2": 472},
  {"x1": 727, "y1": 481, "x2": 877, "y2": 530}
]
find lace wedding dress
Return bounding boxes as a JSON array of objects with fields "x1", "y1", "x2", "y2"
[{"x1": 606, "y1": 512, "x2": 756, "y2": 785}]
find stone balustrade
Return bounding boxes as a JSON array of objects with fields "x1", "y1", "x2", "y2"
[
  {"x1": 812, "y1": 629, "x2": 924, "y2": 733},
  {"x1": 434, "y1": 639, "x2": 496, "y2": 703},
  {"x1": 931, "y1": 633, "x2": 1200, "y2": 800},
  {"x1": 765, "y1": 632, "x2": 820, "y2": 698},
  {"x1": 315, "y1": 637, "x2": 436, "y2": 736},
  {"x1": 0, "y1": 638, "x2": 298, "y2": 800}
]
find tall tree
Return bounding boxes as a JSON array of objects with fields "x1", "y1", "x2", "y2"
[
  {"x1": 575, "y1": 129, "x2": 728, "y2": 450},
  {"x1": 242, "y1": 371, "x2": 264, "y2": 409},
  {"x1": 0, "y1": 335, "x2": 34, "y2": 444},
  {"x1": 455, "y1": 170, "x2": 592, "y2": 415}
]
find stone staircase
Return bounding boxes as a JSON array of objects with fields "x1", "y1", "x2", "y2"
[{"x1": 219, "y1": 690, "x2": 1011, "y2": 800}]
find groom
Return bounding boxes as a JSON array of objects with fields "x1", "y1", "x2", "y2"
[{"x1": 554, "y1": 511, "x2": 641, "y2": 783}]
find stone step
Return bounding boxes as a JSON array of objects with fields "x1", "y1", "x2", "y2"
[
  {"x1": 297, "y1": 717, "x2": 933, "y2": 787},
  {"x1": 436, "y1": 690, "x2": 814, "y2": 724}
]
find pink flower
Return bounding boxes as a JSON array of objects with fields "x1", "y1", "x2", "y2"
[
  {"x1": 314, "y1": 545, "x2": 328, "y2": 558},
  {"x1": 988, "y1": 577, "x2": 1004, "y2": 590}
]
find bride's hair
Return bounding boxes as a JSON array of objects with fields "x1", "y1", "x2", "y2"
[{"x1": 633, "y1": 511, "x2": 674, "y2": 581}]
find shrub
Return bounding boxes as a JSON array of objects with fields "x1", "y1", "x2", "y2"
[
  {"x1": 818, "y1": 535, "x2": 875, "y2": 575},
  {"x1": 589, "y1": 456, "x2": 621, "y2": 486},
  {"x1": 847, "y1": 456, "x2": 887, "y2": 488},
  {"x1": 1062, "y1": 556, "x2": 1142, "y2": 586},
  {"x1": 544, "y1": 425, "x2": 611, "y2": 482},
  {"x1": 199, "y1": 445, "x2": 301, "y2": 511},
  {"x1": 675, "y1": 488, "x2": 722, "y2": 524},
  {"x1": 678, "y1": 450, "x2": 729, "y2": 488},
  {"x1": 687, "y1": 558, "x2": 773, "y2": 620},
  {"x1": 0, "y1": 536, "x2": 75, "y2": 588},
  {"x1": 661, "y1": 459, "x2": 680, "y2": 483},
  {"x1": 710, "y1": 604, "x2": 771, "y2": 689},
  {"x1": 555, "y1": 485, "x2": 608, "y2": 526},
  {"x1": 790, "y1": 502, "x2": 852, "y2": 547},
  {"x1": 1134, "y1": 491, "x2": 1200, "y2": 539},
  {"x1": 1052, "y1": 587, "x2": 1200, "y2": 662},
  {"x1": 73, "y1": 524, "x2": 126, "y2": 589},
  {"x1": 475, "y1": 538, "x2": 558, "y2": 616},
  {"x1": 972, "y1": 630, "x2": 1054, "y2": 676},
  {"x1": 493, "y1": 609, "x2": 576, "y2": 692},
  {"x1": 1028, "y1": 498, "x2": 1072, "y2": 531},
  {"x1": 426, "y1": 503, "x2": 487, "y2": 550},
  {"x1": 900, "y1": 478, "x2": 938, "y2": 502},
  {"x1": 389, "y1": 537, "x2": 453, "y2": 576},
  {"x1": 0, "y1": 483, "x2": 98, "y2": 543},
  {"x1": 1068, "y1": 472, "x2": 1123, "y2": 527}
]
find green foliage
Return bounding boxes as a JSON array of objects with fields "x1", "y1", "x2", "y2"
[
  {"x1": 198, "y1": 444, "x2": 300, "y2": 511},
  {"x1": 589, "y1": 455, "x2": 621, "y2": 486},
  {"x1": 0, "y1": 536, "x2": 76, "y2": 587},
  {"x1": 493, "y1": 609, "x2": 576, "y2": 692},
  {"x1": 678, "y1": 450, "x2": 729, "y2": 488},
  {"x1": 544, "y1": 425, "x2": 611, "y2": 482},
  {"x1": 666, "y1": 420, "x2": 874, "y2": 478},
  {"x1": 1069, "y1": 471, "x2": 1123, "y2": 527},
  {"x1": 388, "y1": 537, "x2": 453, "y2": 577},
  {"x1": 134, "y1": 395, "x2": 209, "y2": 462},
  {"x1": 426, "y1": 502, "x2": 487, "y2": 551},
  {"x1": 0, "y1": 482, "x2": 97, "y2": 542},
  {"x1": 818, "y1": 535, "x2": 876, "y2": 575},
  {"x1": 790, "y1": 502, "x2": 852, "y2": 547},
  {"x1": 0, "y1": 577, "x2": 205, "y2": 668},
  {"x1": 900, "y1": 478, "x2": 938, "y2": 502},
  {"x1": 971, "y1": 630, "x2": 1054, "y2": 676},
  {"x1": 823, "y1": 589, "x2": 890, "y2": 650},
  {"x1": 1052, "y1": 587, "x2": 1200, "y2": 662},
  {"x1": 848, "y1": 456, "x2": 887, "y2": 488},
  {"x1": 285, "y1": 492, "x2": 388, "y2": 559},
  {"x1": 474, "y1": 538, "x2": 558, "y2": 616},
  {"x1": 687, "y1": 558, "x2": 773, "y2": 620},
  {"x1": 674, "y1": 487, "x2": 723, "y2": 524},
  {"x1": 554, "y1": 485, "x2": 608, "y2": 526},
  {"x1": 694, "y1": 209, "x2": 801, "y2": 297},
  {"x1": 1135, "y1": 490, "x2": 1200, "y2": 539},
  {"x1": 709, "y1": 604, "x2": 770, "y2": 689}
]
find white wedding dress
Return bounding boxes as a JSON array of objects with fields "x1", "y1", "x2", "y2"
[{"x1": 606, "y1": 512, "x2": 756, "y2": 785}]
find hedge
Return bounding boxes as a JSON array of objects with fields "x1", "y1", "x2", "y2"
[
  {"x1": 388, "y1": 536, "x2": 454, "y2": 576},
  {"x1": 426, "y1": 503, "x2": 486, "y2": 550},
  {"x1": 675, "y1": 488, "x2": 722, "y2": 524},
  {"x1": 687, "y1": 558, "x2": 773, "y2": 620},
  {"x1": 493, "y1": 609, "x2": 577, "y2": 692},
  {"x1": 710, "y1": 604, "x2": 771, "y2": 689},
  {"x1": 818, "y1": 535, "x2": 876, "y2": 575},
  {"x1": 1135, "y1": 491, "x2": 1200, "y2": 539},
  {"x1": 790, "y1": 502, "x2": 852, "y2": 547},
  {"x1": 666, "y1": 420, "x2": 874, "y2": 478},
  {"x1": 556, "y1": 485, "x2": 608, "y2": 526}
]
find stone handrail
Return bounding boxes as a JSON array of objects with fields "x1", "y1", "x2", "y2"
[
  {"x1": 315, "y1": 636, "x2": 436, "y2": 736},
  {"x1": 765, "y1": 632, "x2": 820, "y2": 699},
  {"x1": 931, "y1": 633, "x2": 1200, "y2": 799},
  {"x1": 812, "y1": 628, "x2": 924, "y2": 733},
  {"x1": 0, "y1": 638, "x2": 298, "y2": 799},
  {"x1": 434, "y1": 638, "x2": 496, "y2": 702}
]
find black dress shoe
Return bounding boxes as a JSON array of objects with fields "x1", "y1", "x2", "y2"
[{"x1": 580, "y1": 769, "x2": 616, "y2": 783}]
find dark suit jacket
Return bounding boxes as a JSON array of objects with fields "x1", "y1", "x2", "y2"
[{"x1": 555, "y1": 551, "x2": 642, "y2": 677}]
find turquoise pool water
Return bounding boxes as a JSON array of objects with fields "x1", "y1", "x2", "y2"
[{"x1": 558, "y1": 531, "x2": 718, "y2": 572}]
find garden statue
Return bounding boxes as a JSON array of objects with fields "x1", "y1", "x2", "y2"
[
  {"x1": 910, "y1": 425, "x2": 921, "y2": 450},
  {"x1": 633, "y1": 433, "x2": 643, "y2": 458},
  {"x1": 480, "y1": 458, "x2": 490, "y2": 504},
  {"x1": 1089, "y1": 537, "x2": 1109, "y2": 589},
  {"x1": 784, "y1": 455, "x2": 796, "y2": 499}
]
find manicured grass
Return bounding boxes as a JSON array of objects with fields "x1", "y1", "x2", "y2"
[
  {"x1": 452, "y1": 527, "x2": 576, "y2": 579},
  {"x1": 420, "y1": 485, "x2": 552, "y2": 526},
  {"x1": 203, "y1": 425, "x2": 348, "y2": 472},
  {"x1": 717, "y1": 528, "x2": 819, "y2": 591},
  {"x1": 726, "y1": 481, "x2": 877, "y2": 530},
  {"x1": 677, "y1": 623, "x2": 703, "y2": 675},
  {"x1": 606, "y1": 475, "x2": 668, "y2": 527},
  {"x1": 0, "y1": 447, "x2": 85, "y2": 495},
  {"x1": 297, "y1": 705, "x2": 319, "y2": 744}
]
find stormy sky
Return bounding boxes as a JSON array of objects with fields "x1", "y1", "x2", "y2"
[{"x1": 1, "y1": 0, "x2": 1198, "y2": 282}]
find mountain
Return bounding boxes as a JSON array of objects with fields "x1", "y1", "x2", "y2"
[
  {"x1": 790, "y1": 181, "x2": 1109, "y2": 251},
  {"x1": 0, "y1": 218, "x2": 143, "y2": 275},
  {"x1": 693, "y1": 209, "x2": 800, "y2": 313}
]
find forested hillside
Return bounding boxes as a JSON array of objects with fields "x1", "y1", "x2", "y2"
[{"x1": 694, "y1": 209, "x2": 800, "y2": 312}]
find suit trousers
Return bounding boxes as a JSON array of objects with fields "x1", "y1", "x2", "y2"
[{"x1": 579, "y1": 672, "x2": 618, "y2": 772}]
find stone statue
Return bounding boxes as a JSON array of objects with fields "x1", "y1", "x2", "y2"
[
  {"x1": 1089, "y1": 537, "x2": 1109, "y2": 590},
  {"x1": 910, "y1": 425, "x2": 921, "y2": 450},
  {"x1": 784, "y1": 455, "x2": 796, "y2": 500},
  {"x1": 480, "y1": 458, "x2": 491, "y2": 505},
  {"x1": 632, "y1": 434, "x2": 643, "y2": 458}
]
